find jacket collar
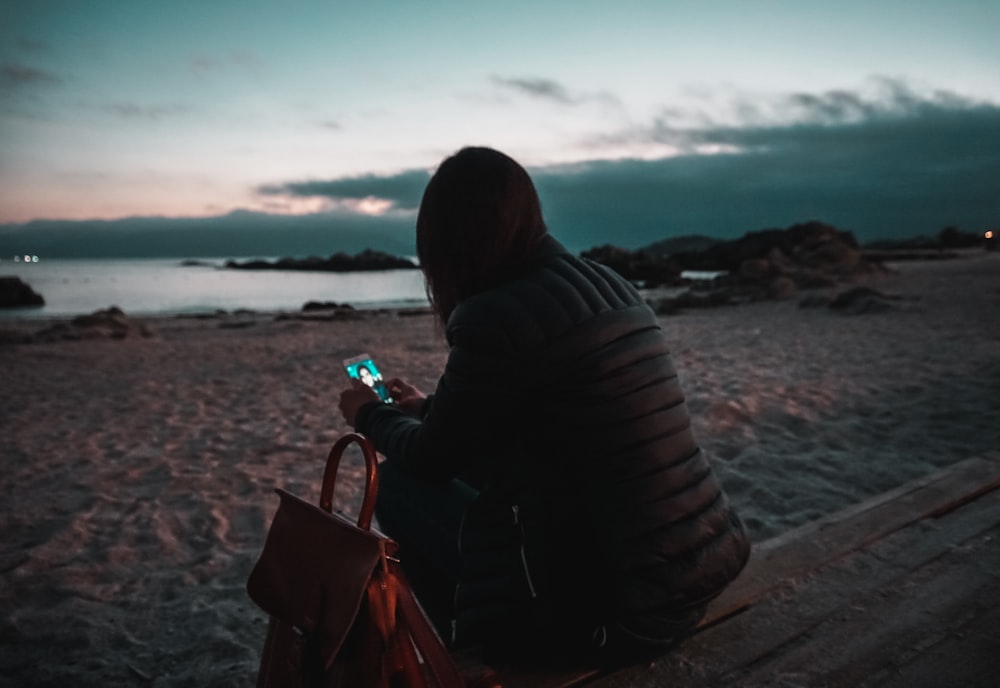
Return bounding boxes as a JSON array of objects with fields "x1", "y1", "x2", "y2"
[{"x1": 529, "y1": 233, "x2": 570, "y2": 262}]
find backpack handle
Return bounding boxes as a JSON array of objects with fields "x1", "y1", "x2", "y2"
[{"x1": 319, "y1": 432, "x2": 379, "y2": 530}]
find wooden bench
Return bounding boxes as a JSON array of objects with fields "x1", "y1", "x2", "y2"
[{"x1": 463, "y1": 450, "x2": 1000, "y2": 687}]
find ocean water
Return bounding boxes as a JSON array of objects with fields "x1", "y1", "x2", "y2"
[{"x1": 0, "y1": 258, "x2": 429, "y2": 319}]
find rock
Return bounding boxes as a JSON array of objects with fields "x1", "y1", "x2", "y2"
[
  {"x1": 798, "y1": 294, "x2": 831, "y2": 308},
  {"x1": 667, "y1": 221, "x2": 881, "y2": 277},
  {"x1": 275, "y1": 307, "x2": 362, "y2": 322},
  {"x1": 630, "y1": 221, "x2": 891, "y2": 310},
  {"x1": 226, "y1": 249, "x2": 417, "y2": 272},
  {"x1": 34, "y1": 307, "x2": 153, "y2": 341},
  {"x1": 828, "y1": 287, "x2": 901, "y2": 314},
  {"x1": 302, "y1": 300, "x2": 355, "y2": 312},
  {"x1": 739, "y1": 258, "x2": 774, "y2": 281},
  {"x1": 0, "y1": 328, "x2": 33, "y2": 345},
  {"x1": 649, "y1": 288, "x2": 740, "y2": 315},
  {"x1": 0, "y1": 276, "x2": 45, "y2": 308},
  {"x1": 768, "y1": 276, "x2": 798, "y2": 300},
  {"x1": 766, "y1": 246, "x2": 798, "y2": 274},
  {"x1": 71, "y1": 306, "x2": 129, "y2": 329},
  {"x1": 793, "y1": 269, "x2": 840, "y2": 290},
  {"x1": 580, "y1": 245, "x2": 682, "y2": 288},
  {"x1": 799, "y1": 236, "x2": 862, "y2": 274}
]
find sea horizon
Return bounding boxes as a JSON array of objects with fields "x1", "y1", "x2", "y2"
[{"x1": 0, "y1": 256, "x2": 430, "y2": 319}]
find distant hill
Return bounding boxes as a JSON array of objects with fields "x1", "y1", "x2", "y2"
[
  {"x1": 642, "y1": 234, "x2": 723, "y2": 256},
  {"x1": 0, "y1": 210, "x2": 416, "y2": 260}
]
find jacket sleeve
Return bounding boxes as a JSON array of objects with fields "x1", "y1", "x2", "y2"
[{"x1": 355, "y1": 307, "x2": 525, "y2": 482}]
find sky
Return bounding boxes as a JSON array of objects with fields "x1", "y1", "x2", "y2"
[{"x1": 1, "y1": 0, "x2": 999, "y2": 256}]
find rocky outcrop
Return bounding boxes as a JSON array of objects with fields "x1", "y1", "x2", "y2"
[
  {"x1": 580, "y1": 245, "x2": 683, "y2": 288},
  {"x1": 33, "y1": 307, "x2": 154, "y2": 341},
  {"x1": 797, "y1": 286, "x2": 904, "y2": 315},
  {"x1": 226, "y1": 249, "x2": 417, "y2": 272},
  {"x1": 640, "y1": 221, "x2": 890, "y2": 313},
  {"x1": 0, "y1": 276, "x2": 45, "y2": 309},
  {"x1": 274, "y1": 301, "x2": 362, "y2": 321},
  {"x1": 301, "y1": 300, "x2": 356, "y2": 312},
  {"x1": 666, "y1": 221, "x2": 882, "y2": 278}
]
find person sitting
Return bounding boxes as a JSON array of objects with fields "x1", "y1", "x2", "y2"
[{"x1": 338, "y1": 146, "x2": 750, "y2": 669}]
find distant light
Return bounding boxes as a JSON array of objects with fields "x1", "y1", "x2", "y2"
[
  {"x1": 32, "y1": 255, "x2": 39, "y2": 262},
  {"x1": 987, "y1": 230, "x2": 995, "y2": 240}
]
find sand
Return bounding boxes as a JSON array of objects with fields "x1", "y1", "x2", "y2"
[{"x1": 1, "y1": 250, "x2": 998, "y2": 686}]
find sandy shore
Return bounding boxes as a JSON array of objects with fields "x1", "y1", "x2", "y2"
[{"x1": 2, "y1": 251, "x2": 998, "y2": 686}]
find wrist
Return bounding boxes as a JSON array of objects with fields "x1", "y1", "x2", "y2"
[{"x1": 354, "y1": 400, "x2": 382, "y2": 431}]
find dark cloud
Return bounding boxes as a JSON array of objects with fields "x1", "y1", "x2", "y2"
[
  {"x1": 490, "y1": 75, "x2": 619, "y2": 107},
  {"x1": 492, "y1": 75, "x2": 577, "y2": 104},
  {"x1": 258, "y1": 169, "x2": 432, "y2": 213},
  {"x1": 0, "y1": 62, "x2": 59, "y2": 88},
  {"x1": 776, "y1": 78, "x2": 977, "y2": 125},
  {"x1": 641, "y1": 78, "x2": 984, "y2": 145},
  {"x1": 532, "y1": 88, "x2": 1000, "y2": 249},
  {"x1": 252, "y1": 85, "x2": 999, "y2": 252}
]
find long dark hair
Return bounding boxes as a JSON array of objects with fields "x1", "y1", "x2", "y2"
[{"x1": 416, "y1": 147, "x2": 548, "y2": 323}]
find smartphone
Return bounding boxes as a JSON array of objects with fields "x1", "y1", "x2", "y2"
[{"x1": 343, "y1": 353, "x2": 394, "y2": 403}]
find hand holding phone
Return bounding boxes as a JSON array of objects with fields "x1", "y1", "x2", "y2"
[
  {"x1": 343, "y1": 354, "x2": 393, "y2": 403},
  {"x1": 385, "y1": 378, "x2": 428, "y2": 417}
]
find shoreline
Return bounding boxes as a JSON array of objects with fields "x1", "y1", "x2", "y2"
[{"x1": 1, "y1": 250, "x2": 998, "y2": 685}]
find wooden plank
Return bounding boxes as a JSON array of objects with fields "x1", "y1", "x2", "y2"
[
  {"x1": 702, "y1": 451, "x2": 1000, "y2": 626},
  {"x1": 585, "y1": 478, "x2": 1000, "y2": 688},
  {"x1": 496, "y1": 665, "x2": 598, "y2": 688},
  {"x1": 460, "y1": 452, "x2": 1000, "y2": 687},
  {"x1": 867, "y1": 605, "x2": 1000, "y2": 688},
  {"x1": 453, "y1": 651, "x2": 598, "y2": 688},
  {"x1": 733, "y1": 509, "x2": 1000, "y2": 686}
]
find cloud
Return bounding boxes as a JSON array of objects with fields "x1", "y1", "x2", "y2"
[
  {"x1": 0, "y1": 62, "x2": 59, "y2": 89},
  {"x1": 649, "y1": 77, "x2": 983, "y2": 137},
  {"x1": 257, "y1": 169, "x2": 432, "y2": 216},
  {"x1": 530, "y1": 81, "x2": 1000, "y2": 248},
  {"x1": 766, "y1": 78, "x2": 978, "y2": 126},
  {"x1": 15, "y1": 38, "x2": 49, "y2": 53},
  {"x1": 491, "y1": 75, "x2": 576, "y2": 104},
  {"x1": 103, "y1": 102, "x2": 190, "y2": 120},
  {"x1": 490, "y1": 75, "x2": 620, "y2": 107},
  {"x1": 190, "y1": 51, "x2": 264, "y2": 78},
  {"x1": 252, "y1": 81, "x2": 999, "y2": 251},
  {"x1": 19, "y1": 79, "x2": 992, "y2": 258}
]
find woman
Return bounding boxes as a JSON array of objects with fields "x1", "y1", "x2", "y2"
[{"x1": 338, "y1": 147, "x2": 749, "y2": 668}]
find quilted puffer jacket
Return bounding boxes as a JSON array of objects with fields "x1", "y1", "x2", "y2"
[{"x1": 357, "y1": 235, "x2": 750, "y2": 660}]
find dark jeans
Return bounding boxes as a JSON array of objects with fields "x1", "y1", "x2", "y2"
[
  {"x1": 374, "y1": 459, "x2": 477, "y2": 639},
  {"x1": 374, "y1": 460, "x2": 701, "y2": 667}
]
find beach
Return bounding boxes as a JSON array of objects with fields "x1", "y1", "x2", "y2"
[{"x1": 1, "y1": 250, "x2": 998, "y2": 687}]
